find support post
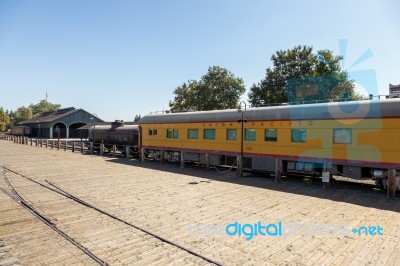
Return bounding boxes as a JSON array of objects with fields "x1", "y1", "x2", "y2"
[
  {"x1": 100, "y1": 143, "x2": 104, "y2": 156},
  {"x1": 51, "y1": 140, "x2": 54, "y2": 149},
  {"x1": 40, "y1": 139, "x2": 42, "y2": 147},
  {"x1": 90, "y1": 142, "x2": 94, "y2": 154},
  {"x1": 30, "y1": 138, "x2": 33, "y2": 146},
  {"x1": 81, "y1": 142, "x2": 84, "y2": 154},
  {"x1": 35, "y1": 138, "x2": 38, "y2": 146},
  {"x1": 322, "y1": 163, "x2": 331, "y2": 190},
  {"x1": 160, "y1": 150, "x2": 164, "y2": 164},
  {"x1": 45, "y1": 140, "x2": 48, "y2": 148},
  {"x1": 387, "y1": 169, "x2": 396, "y2": 200},
  {"x1": 275, "y1": 158, "x2": 282, "y2": 183},
  {"x1": 57, "y1": 140, "x2": 60, "y2": 150},
  {"x1": 112, "y1": 145, "x2": 116, "y2": 158},
  {"x1": 180, "y1": 151, "x2": 185, "y2": 168},
  {"x1": 140, "y1": 147, "x2": 145, "y2": 162},
  {"x1": 72, "y1": 141, "x2": 75, "y2": 152},
  {"x1": 236, "y1": 155, "x2": 242, "y2": 177},
  {"x1": 126, "y1": 146, "x2": 130, "y2": 159},
  {"x1": 205, "y1": 152, "x2": 210, "y2": 171},
  {"x1": 64, "y1": 141, "x2": 67, "y2": 151}
]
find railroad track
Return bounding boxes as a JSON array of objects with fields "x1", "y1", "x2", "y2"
[{"x1": 0, "y1": 165, "x2": 222, "y2": 266}]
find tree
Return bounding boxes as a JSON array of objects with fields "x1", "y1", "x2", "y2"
[
  {"x1": 0, "y1": 107, "x2": 9, "y2": 132},
  {"x1": 169, "y1": 66, "x2": 246, "y2": 112},
  {"x1": 134, "y1": 115, "x2": 141, "y2": 123},
  {"x1": 29, "y1": 100, "x2": 61, "y2": 117},
  {"x1": 248, "y1": 45, "x2": 357, "y2": 106},
  {"x1": 13, "y1": 106, "x2": 33, "y2": 124}
]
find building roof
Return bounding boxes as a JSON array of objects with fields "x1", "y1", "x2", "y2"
[{"x1": 20, "y1": 107, "x2": 104, "y2": 124}]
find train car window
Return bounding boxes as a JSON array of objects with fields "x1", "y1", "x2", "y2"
[
  {"x1": 149, "y1": 129, "x2": 153, "y2": 136},
  {"x1": 173, "y1": 129, "x2": 179, "y2": 139},
  {"x1": 167, "y1": 129, "x2": 173, "y2": 138},
  {"x1": 245, "y1": 129, "x2": 256, "y2": 141},
  {"x1": 333, "y1": 129, "x2": 352, "y2": 144},
  {"x1": 188, "y1": 129, "x2": 198, "y2": 139},
  {"x1": 265, "y1": 129, "x2": 277, "y2": 142},
  {"x1": 226, "y1": 129, "x2": 237, "y2": 140},
  {"x1": 153, "y1": 129, "x2": 157, "y2": 136},
  {"x1": 204, "y1": 129, "x2": 215, "y2": 140},
  {"x1": 167, "y1": 129, "x2": 178, "y2": 138},
  {"x1": 291, "y1": 129, "x2": 306, "y2": 142}
]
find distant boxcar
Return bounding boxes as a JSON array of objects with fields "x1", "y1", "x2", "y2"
[{"x1": 11, "y1": 126, "x2": 31, "y2": 136}]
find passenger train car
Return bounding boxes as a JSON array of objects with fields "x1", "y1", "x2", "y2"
[{"x1": 139, "y1": 99, "x2": 400, "y2": 181}]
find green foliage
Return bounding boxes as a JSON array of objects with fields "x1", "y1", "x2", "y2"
[
  {"x1": 169, "y1": 66, "x2": 246, "y2": 112},
  {"x1": 13, "y1": 106, "x2": 33, "y2": 124},
  {"x1": 29, "y1": 100, "x2": 61, "y2": 117},
  {"x1": 0, "y1": 107, "x2": 10, "y2": 132},
  {"x1": 10, "y1": 100, "x2": 61, "y2": 124},
  {"x1": 248, "y1": 45, "x2": 357, "y2": 106},
  {"x1": 134, "y1": 114, "x2": 141, "y2": 122},
  {"x1": 11, "y1": 100, "x2": 61, "y2": 124}
]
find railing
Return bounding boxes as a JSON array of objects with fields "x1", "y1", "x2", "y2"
[{"x1": 3, "y1": 135, "x2": 138, "y2": 159}]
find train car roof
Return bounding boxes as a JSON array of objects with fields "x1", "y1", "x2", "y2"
[
  {"x1": 87, "y1": 125, "x2": 139, "y2": 130},
  {"x1": 139, "y1": 99, "x2": 400, "y2": 124}
]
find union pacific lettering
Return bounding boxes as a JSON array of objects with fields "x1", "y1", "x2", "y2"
[{"x1": 201, "y1": 121, "x2": 314, "y2": 127}]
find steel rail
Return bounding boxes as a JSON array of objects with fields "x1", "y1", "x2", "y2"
[
  {"x1": 1, "y1": 165, "x2": 223, "y2": 266},
  {"x1": 1, "y1": 168, "x2": 108, "y2": 266}
]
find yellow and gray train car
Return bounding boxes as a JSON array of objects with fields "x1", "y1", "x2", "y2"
[{"x1": 139, "y1": 99, "x2": 400, "y2": 181}]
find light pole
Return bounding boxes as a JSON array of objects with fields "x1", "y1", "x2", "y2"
[
  {"x1": 36, "y1": 120, "x2": 40, "y2": 139},
  {"x1": 237, "y1": 101, "x2": 247, "y2": 177},
  {"x1": 56, "y1": 126, "x2": 60, "y2": 141},
  {"x1": 21, "y1": 122, "x2": 25, "y2": 144},
  {"x1": 90, "y1": 114, "x2": 97, "y2": 142}
]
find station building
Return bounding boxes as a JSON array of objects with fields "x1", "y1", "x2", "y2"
[{"x1": 19, "y1": 107, "x2": 104, "y2": 139}]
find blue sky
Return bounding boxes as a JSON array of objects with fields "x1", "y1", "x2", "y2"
[{"x1": 1, "y1": 0, "x2": 399, "y2": 121}]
